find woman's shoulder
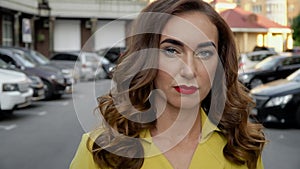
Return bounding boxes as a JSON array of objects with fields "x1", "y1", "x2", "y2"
[{"x1": 69, "y1": 129, "x2": 106, "y2": 169}]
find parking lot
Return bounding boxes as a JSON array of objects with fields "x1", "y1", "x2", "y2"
[{"x1": 0, "y1": 80, "x2": 300, "y2": 169}]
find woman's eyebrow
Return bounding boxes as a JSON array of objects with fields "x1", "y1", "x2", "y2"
[
  {"x1": 197, "y1": 41, "x2": 216, "y2": 49},
  {"x1": 160, "y1": 38, "x2": 184, "y2": 47}
]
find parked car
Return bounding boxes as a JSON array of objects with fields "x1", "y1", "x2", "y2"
[
  {"x1": 250, "y1": 68, "x2": 300, "y2": 126},
  {"x1": 97, "y1": 55, "x2": 115, "y2": 79},
  {"x1": 0, "y1": 58, "x2": 45, "y2": 101},
  {"x1": 238, "y1": 53, "x2": 300, "y2": 89},
  {"x1": 97, "y1": 47, "x2": 126, "y2": 63},
  {"x1": 3, "y1": 47, "x2": 73, "y2": 93},
  {"x1": 96, "y1": 47, "x2": 126, "y2": 79},
  {"x1": 252, "y1": 46, "x2": 275, "y2": 52},
  {"x1": 50, "y1": 51, "x2": 106, "y2": 81},
  {"x1": 0, "y1": 68, "x2": 33, "y2": 114},
  {"x1": 238, "y1": 50, "x2": 277, "y2": 71},
  {"x1": 285, "y1": 46, "x2": 300, "y2": 53},
  {"x1": 0, "y1": 48, "x2": 66, "y2": 99}
]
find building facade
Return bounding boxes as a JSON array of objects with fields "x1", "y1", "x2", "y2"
[
  {"x1": 0, "y1": 0, "x2": 296, "y2": 57},
  {"x1": 238, "y1": 0, "x2": 300, "y2": 26},
  {"x1": 0, "y1": 0, "x2": 149, "y2": 57}
]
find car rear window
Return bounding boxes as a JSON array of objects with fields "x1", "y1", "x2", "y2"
[{"x1": 51, "y1": 54, "x2": 78, "y2": 61}]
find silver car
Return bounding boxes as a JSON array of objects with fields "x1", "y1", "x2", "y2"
[
  {"x1": 238, "y1": 50, "x2": 277, "y2": 71},
  {"x1": 50, "y1": 51, "x2": 106, "y2": 81}
]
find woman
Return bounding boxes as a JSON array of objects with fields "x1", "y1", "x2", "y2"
[{"x1": 70, "y1": 0, "x2": 266, "y2": 169}]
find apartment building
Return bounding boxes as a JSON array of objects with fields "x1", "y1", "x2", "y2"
[{"x1": 238, "y1": 0, "x2": 300, "y2": 26}]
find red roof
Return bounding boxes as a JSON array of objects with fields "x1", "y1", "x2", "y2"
[{"x1": 220, "y1": 7, "x2": 289, "y2": 29}]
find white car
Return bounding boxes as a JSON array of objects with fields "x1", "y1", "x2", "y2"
[
  {"x1": 0, "y1": 68, "x2": 33, "y2": 114},
  {"x1": 238, "y1": 50, "x2": 277, "y2": 71}
]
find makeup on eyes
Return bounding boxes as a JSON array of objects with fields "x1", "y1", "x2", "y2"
[{"x1": 160, "y1": 38, "x2": 217, "y2": 59}]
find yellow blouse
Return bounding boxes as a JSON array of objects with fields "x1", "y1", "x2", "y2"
[{"x1": 70, "y1": 110, "x2": 264, "y2": 169}]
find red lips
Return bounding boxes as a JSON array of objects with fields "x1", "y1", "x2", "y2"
[{"x1": 174, "y1": 85, "x2": 198, "y2": 94}]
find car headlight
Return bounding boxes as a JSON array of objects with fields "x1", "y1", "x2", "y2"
[
  {"x1": 265, "y1": 94, "x2": 293, "y2": 107},
  {"x1": 28, "y1": 76, "x2": 43, "y2": 86},
  {"x1": 50, "y1": 75, "x2": 57, "y2": 80},
  {"x1": 50, "y1": 75, "x2": 65, "y2": 84},
  {"x1": 3, "y1": 83, "x2": 19, "y2": 91},
  {"x1": 238, "y1": 74, "x2": 254, "y2": 83},
  {"x1": 62, "y1": 69, "x2": 70, "y2": 73},
  {"x1": 61, "y1": 69, "x2": 73, "y2": 77}
]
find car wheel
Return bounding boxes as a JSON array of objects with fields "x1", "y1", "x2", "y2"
[
  {"x1": 0, "y1": 109, "x2": 14, "y2": 118},
  {"x1": 295, "y1": 107, "x2": 300, "y2": 128},
  {"x1": 250, "y1": 78, "x2": 263, "y2": 89},
  {"x1": 53, "y1": 94, "x2": 62, "y2": 99},
  {"x1": 42, "y1": 80, "x2": 54, "y2": 100}
]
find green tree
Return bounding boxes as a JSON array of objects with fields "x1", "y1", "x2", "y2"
[{"x1": 292, "y1": 14, "x2": 300, "y2": 46}]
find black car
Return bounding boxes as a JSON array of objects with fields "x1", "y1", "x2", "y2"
[
  {"x1": 4, "y1": 47, "x2": 73, "y2": 93},
  {"x1": 96, "y1": 47, "x2": 126, "y2": 78},
  {"x1": 97, "y1": 47, "x2": 126, "y2": 63},
  {"x1": 238, "y1": 53, "x2": 300, "y2": 89},
  {"x1": 250, "y1": 68, "x2": 300, "y2": 126},
  {"x1": 0, "y1": 48, "x2": 66, "y2": 99}
]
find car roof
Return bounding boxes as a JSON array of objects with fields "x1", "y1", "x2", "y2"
[
  {"x1": 3, "y1": 46, "x2": 29, "y2": 51},
  {"x1": 0, "y1": 47, "x2": 15, "y2": 56},
  {"x1": 267, "y1": 52, "x2": 300, "y2": 59},
  {"x1": 246, "y1": 50, "x2": 277, "y2": 55},
  {"x1": 52, "y1": 50, "x2": 95, "y2": 55}
]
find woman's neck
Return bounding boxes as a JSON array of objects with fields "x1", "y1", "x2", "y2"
[{"x1": 150, "y1": 98, "x2": 202, "y2": 150}]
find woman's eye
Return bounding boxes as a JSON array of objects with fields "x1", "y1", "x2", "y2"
[
  {"x1": 195, "y1": 50, "x2": 214, "y2": 59},
  {"x1": 161, "y1": 47, "x2": 179, "y2": 57}
]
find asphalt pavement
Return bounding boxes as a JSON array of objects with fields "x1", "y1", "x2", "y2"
[{"x1": 0, "y1": 80, "x2": 299, "y2": 169}]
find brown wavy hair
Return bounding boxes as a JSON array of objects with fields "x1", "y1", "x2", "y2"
[{"x1": 89, "y1": 0, "x2": 266, "y2": 169}]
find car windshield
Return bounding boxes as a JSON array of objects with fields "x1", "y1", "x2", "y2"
[
  {"x1": 14, "y1": 53, "x2": 35, "y2": 67},
  {"x1": 287, "y1": 69, "x2": 300, "y2": 81},
  {"x1": 254, "y1": 57, "x2": 279, "y2": 70},
  {"x1": 0, "y1": 59, "x2": 9, "y2": 69},
  {"x1": 31, "y1": 50, "x2": 50, "y2": 64}
]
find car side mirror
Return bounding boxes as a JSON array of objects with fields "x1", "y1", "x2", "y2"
[
  {"x1": 7, "y1": 62, "x2": 16, "y2": 69},
  {"x1": 8, "y1": 64, "x2": 16, "y2": 69}
]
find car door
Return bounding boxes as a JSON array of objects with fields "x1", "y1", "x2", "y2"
[
  {"x1": 0, "y1": 53, "x2": 21, "y2": 69},
  {"x1": 277, "y1": 57, "x2": 300, "y2": 78}
]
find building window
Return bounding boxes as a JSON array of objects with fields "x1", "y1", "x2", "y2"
[
  {"x1": 252, "y1": 5, "x2": 262, "y2": 14},
  {"x1": 2, "y1": 15, "x2": 13, "y2": 46},
  {"x1": 266, "y1": 4, "x2": 271, "y2": 13}
]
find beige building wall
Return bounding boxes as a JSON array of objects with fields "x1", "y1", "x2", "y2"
[
  {"x1": 234, "y1": 32, "x2": 260, "y2": 53},
  {"x1": 233, "y1": 31, "x2": 292, "y2": 53},
  {"x1": 287, "y1": 0, "x2": 300, "y2": 26}
]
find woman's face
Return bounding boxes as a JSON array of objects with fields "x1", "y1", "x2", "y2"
[{"x1": 154, "y1": 11, "x2": 219, "y2": 110}]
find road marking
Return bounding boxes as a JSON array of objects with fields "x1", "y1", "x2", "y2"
[
  {"x1": 37, "y1": 111, "x2": 47, "y2": 116},
  {"x1": 61, "y1": 101, "x2": 69, "y2": 106},
  {"x1": 279, "y1": 134, "x2": 284, "y2": 139},
  {"x1": 76, "y1": 94, "x2": 85, "y2": 99},
  {"x1": 0, "y1": 124, "x2": 17, "y2": 131}
]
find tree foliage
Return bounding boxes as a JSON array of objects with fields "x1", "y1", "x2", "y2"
[{"x1": 292, "y1": 14, "x2": 300, "y2": 46}]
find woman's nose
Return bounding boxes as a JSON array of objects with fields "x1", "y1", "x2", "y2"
[{"x1": 180, "y1": 53, "x2": 196, "y2": 79}]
